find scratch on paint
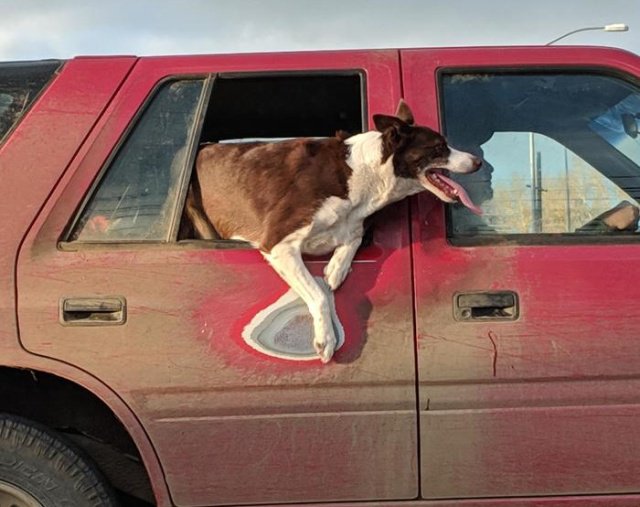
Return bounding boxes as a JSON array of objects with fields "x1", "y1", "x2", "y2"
[{"x1": 487, "y1": 330, "x2": 498, "y2": 377}]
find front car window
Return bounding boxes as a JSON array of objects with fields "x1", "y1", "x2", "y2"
[{"x1": 442, "y1": 72, "x2": 640, "y2": 242}]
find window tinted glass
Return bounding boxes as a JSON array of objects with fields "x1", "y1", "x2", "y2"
[
  {"x1": 442, "y1": 73, "x2": 640, "y2": 241},
  {"x1": 70, "y1": 79, "x2": 205, "y2": 242},
  {"x1": 0, "y1": 60, "x2": 61, "y2": 143}
]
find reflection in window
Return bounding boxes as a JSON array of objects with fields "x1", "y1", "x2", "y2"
[
  {"x1": 71, "y1": 80, "x2": 205, "y2": 242},
  {"x1": 590, "y1": 92, "x2": 640, "y2": 166},
  {"x1": 442, "y1": 72, "x2": 640, "y2": 239},
  {"x1": 0, "y1": 61, "x2": 60, "y2": 143},
  {"x1": 459, "y1": 132, "x2": 635, "y2": 234}
]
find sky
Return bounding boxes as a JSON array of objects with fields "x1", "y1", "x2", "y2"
[{"x1": 0, "y1": 0, "x2": 638, "y2": 61}]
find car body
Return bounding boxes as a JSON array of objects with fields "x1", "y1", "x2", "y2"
[{"x1": 2, "y1": 45, "x2": 640, "y2": 506}]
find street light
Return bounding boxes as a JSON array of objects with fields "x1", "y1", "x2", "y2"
[{"x1": 546, "y1": 23, "x2": 628, "y2": 45}]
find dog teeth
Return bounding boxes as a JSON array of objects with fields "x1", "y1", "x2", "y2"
[{"x1": 428, "y1": 172, "x2": 459, "y2": 198}]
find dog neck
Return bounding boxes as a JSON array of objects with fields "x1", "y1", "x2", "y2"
[{"x1": 344, "y1": 131, "x2": 423, "y2": 216}]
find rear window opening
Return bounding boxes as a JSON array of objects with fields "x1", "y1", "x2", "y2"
[
  {"x1": 178, "y1": 72, "x2": 365, "y2": 241},
  {"x1": 200, "y1": 73, "x2": 364, "y2": 143}
]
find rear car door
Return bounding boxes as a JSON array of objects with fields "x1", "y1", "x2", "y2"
[
  {"x1": 403, "y1": 47, "x2": 640, "y2": 501},
  {"x1": 16, "y1": 51, "x2": 418, "y2": 506}
]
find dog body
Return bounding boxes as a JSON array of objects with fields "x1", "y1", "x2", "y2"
[{"x1": 187, "y1": 101, "x2": 481, "y2": 362}]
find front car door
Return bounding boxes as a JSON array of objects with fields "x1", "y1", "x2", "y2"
[
  {"x1": 17, "y1": 51, "x2": 418, "y2": 506},
  {"x1": 403, "y1": 46, "x2": 640, "y2": 502}
]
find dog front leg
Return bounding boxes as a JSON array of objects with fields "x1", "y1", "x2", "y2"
[
  {"x1": 264, "y1": 243, "x2": 337, "y2": 363},
  {"x1": 324, "y1": 235, "x2": 363, "y2": 291}
]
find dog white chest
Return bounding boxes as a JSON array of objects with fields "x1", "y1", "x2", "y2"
[
  {"x1": 302, "y1": 196, "x2": 359, "y2": 255},
  {"x1": 300, "y1": 132, "x2": 423, "y2": 256}
]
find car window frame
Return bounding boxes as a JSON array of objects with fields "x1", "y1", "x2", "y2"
[
  {"x1": 62, "y1": 69, "x2": 368, "y2": 248},
  {"x1": 62, "y1": 74, "x2": 213, "y2": 245}
]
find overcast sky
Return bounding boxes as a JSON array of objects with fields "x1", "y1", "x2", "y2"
[{"x1": 0, "y1": 0, "x2": 638, "y2": 61}]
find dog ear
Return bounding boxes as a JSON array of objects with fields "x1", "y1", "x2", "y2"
[
  {"x1": 374, "y1": 114, "x2": 412, "y2": 157},
  {"x1": 395, "y1": 99, "x2": 415, "y2": 125},
  {"x1": 373, "y1": 114, "x2": 408, "y2": 133},
  {"x1": 334, "y1": 129, "x2": 352, "y2": 141}
]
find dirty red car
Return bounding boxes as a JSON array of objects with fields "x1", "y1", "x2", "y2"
[{"x1": 2, "y1": 45, "x2": 640, "y2": 507}]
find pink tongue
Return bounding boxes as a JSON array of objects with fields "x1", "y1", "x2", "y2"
[{"x1": 437, "y1": 173, "x2": 483, "y2": 216}]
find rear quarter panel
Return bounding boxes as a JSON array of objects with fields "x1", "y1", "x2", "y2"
[{"x1": 0, "y1": 57, "x2": 137, "y2": 357}]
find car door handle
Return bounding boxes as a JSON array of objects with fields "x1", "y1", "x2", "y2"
[
  {"x1": 454, "y1": 291, "x2": 518, "y2": 321},
  {"x1": 60, "y1": 297, "x2": 126, "y2": 325}
]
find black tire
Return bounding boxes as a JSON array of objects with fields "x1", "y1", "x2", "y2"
[{"x1": 0, "y1": 413, "x2": 120, "y2": 507}]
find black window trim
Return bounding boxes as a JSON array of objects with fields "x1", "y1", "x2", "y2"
[{"x1": 437, "y1": 64, "x2": 640, "y2": 247}]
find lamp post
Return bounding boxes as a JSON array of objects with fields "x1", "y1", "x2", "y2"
[{"x1": 546, "y1": 23, "x2": 628, "y2": 45}]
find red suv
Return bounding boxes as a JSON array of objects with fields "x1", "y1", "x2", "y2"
[{"x1": 2, "y1": 46, "x2": 640, "y2": 507}]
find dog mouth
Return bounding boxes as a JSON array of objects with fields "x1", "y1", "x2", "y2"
[{"x1": 424, "y1": 170, "x2": 483, "y2": 215}]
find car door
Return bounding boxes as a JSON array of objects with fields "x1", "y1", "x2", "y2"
[
  {"x1": 403, "y1": 47, "x2": 640, "y2": 502},
  {"x1": 16, "y1": 51, "x2": 419, "y2": 506}
]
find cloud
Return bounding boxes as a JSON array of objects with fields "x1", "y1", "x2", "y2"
[{"x1": 0, "y1": 0, "x2": 637, "y2": 60}]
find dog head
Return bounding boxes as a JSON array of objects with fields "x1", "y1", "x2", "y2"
[{"x1": 373, "y1": 100, "x2": 483, "y2": 214}]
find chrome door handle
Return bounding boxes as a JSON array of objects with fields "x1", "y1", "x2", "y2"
[{"x1": 60, "y1": 297, "x2": 126, "y2": 325}]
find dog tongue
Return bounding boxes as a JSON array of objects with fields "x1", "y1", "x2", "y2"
[{"x1": 437, "y1": 173, "x2": 483, "y2": 216}]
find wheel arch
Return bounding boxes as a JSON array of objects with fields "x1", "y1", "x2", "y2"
[{"x1": 0, "y1": 361, "x2": 171, "y2": 506}]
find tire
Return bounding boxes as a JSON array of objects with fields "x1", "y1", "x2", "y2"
[{"x1": 0, "y1": 413, "x2": 120, "y2": 507}]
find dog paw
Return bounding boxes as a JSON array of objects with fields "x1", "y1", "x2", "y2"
[
  {"x1": 313, "y1": 334, "x2": 336, "y2": 364},
  {"x1": 324, "y1": 262, "x2": 349, "y2": 291}
]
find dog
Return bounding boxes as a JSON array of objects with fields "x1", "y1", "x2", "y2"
[{"x1": 185, "y1": 100, "x2": 482, "y2": 363}]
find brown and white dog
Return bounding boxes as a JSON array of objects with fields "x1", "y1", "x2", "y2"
[{"x1": 186, "y1": 100, "x2": 482, "y2": 363}]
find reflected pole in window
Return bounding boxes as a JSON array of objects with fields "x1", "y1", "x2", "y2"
[
  {"x1": 529, "y1": 133, "x2": 543, "y2": 234},
  {"x1": 564, "y1": 148, "x2": 572, "y2": 231}
]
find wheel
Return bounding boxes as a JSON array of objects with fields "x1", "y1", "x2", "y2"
[{"x1": 0, "y1": 413, "x2": 120, "y2": 507}]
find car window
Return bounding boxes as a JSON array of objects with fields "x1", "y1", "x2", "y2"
[
  {"x1": 441, "y1": 72, "x2": 640, "y2": 242},
  {"x1": 69, "y1": 79, "x2": 206, "y2": 242},
  {"x1": 68, "y1": 72, "x2": 364, "y2": 244},
  {"x1": 0, "y1": 61, "x2": 61, "y2": 144}
]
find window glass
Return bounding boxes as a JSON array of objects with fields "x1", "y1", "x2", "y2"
[
  {"x1": 0, "y1": 61, "x2": 61, "y2": 143},
  {"x1": 590, "y1": 92, "x2": 640, "y2": 166},
  {"x1": 454, "y1": 132, "x2": 634, "y2": 235},
  {"x1": 70, "y1": 79, "x2": 205, "y2": 242},
  {"x1": 442, "y1": 73, "x2": 640, "y2": 241}
]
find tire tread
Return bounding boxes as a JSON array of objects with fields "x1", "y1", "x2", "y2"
[{"x1": 0, "y1": 413, "x2": 119, "y2": 507}]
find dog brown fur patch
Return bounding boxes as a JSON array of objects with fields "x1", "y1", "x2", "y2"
[{"x1": 193, "y1": 136, "x2": 352, "y2": 251}]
